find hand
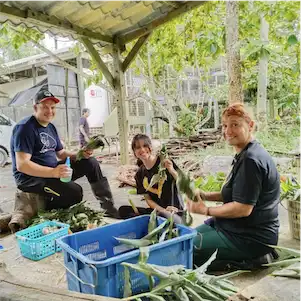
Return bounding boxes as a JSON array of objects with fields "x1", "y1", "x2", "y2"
[
  {"x1": 166, "y1": 206, "x2": 179, "y2": 213},
  {"x1": 163, "y1": 159, "x2": 175, "y2": 174},
  {"x1": 187, "y1": 197, "x2": 208, "y2": 215},
  {"x1": 197, "y1": 189, "x2": 207, "y2": 201},
  {"x1": 83, "y1": 148, "x2": 93, "y2": 159},
  {"x1": 52, "y1": 164, "x2": 71, "y2": 178}
]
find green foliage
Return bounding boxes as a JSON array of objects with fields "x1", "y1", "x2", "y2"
[
  {"x1": 174, "y1": 107, "x2": 202, "y2": 137},
  {"x1": 256, "y1": 119, "x2": 300, "y2": 154},
  {"x1": 27, "y1": 201, "x2": 107, "y2": 232},
  {"x1": 280, "y1": 177, "x2": 300, "y2": 202},
  {"x1": 0, "y1": 24, "x2": 44, "y2": 62},
  {"x1": 194, "y1": 172, "x2": 226, "y2": 192}
]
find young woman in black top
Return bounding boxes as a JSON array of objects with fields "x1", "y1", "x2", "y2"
[
  {"x1": 118, "y1": 134, "x2": 183, "y2": 219},
  {"x1": 188, "y1": 103, "x2": 280, "y2": 267}
]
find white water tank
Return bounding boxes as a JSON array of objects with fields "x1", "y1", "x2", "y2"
[{"x1": 84, "y1": 85, "x2": 109, "y2": 127}]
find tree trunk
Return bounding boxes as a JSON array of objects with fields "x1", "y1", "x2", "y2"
[
  {"x1": 257, "y1": 14, "x2": 269, "y2": 129},
  {"x1": 226, "y1": 1, "x2": 243, "y2": 104}
]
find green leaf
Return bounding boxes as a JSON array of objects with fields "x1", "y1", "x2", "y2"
[
  {"x1": 139, "y1": 247, "x2": 150, "y2": 264},
  {"x1": 114, "y1": 237, "x2": 153, "y2": 248},
  {"x1": 184, "y1": 286, "x2": 205, "y2": 301},
  {"x1": 148, "y1": 209, "x2": 157, "y2": 234},
  {"x1": 260, "y1": 47, "x2": 270, "y2": 59},
  {"x1": 287, "y1": 35, "x2": 298, "y2": 46},
  {"x1": 263, "y1": 258, "x2": 300, "y2": 267},
  {"x1": 148, "y1": 294, "x2": 166, "y2": 301},
  {"x1": 194, "y1": 249, "x2": 218, "y2": 275},
  {"x1": 214, "y1": 270, "x2": 250, "y2": 281},
  {"x1": 175, "y1": 287, "x2": 190, "y2": 301},
  {"x1": 123, "y1": 266, "x2": 132, "y2": 298},
  {"x1": 143, "y1": 219, "x2": 169, "y2": 240},
  {"x1": 128, "y1": 189, "x2": 137, "y2": 195}
]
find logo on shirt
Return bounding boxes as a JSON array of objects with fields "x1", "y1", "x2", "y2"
[
  {"x1": 143, "y1": 175, "x2": 167, "y2": 198},
  {"x1": 39, "y1": 132, "x2": 57, "y2": 153}
]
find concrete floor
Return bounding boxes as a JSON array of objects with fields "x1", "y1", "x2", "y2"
[{"x1": 0, "y1": 161, "x2": 299, "y2": 295}]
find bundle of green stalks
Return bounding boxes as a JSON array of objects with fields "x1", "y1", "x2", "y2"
[
  {"x1": 264, "y1": 245, "x2": 300, "y2": 279},
  {"x1": 76, "y1": 136, "x2": 105, "y2": 161},
  {"x1": 27, "y1": 201, "x2": 107, "y2": 232},
  {"x1": 115, "y1": 209, "x2": 179, "y2": 248},
  {"x1": 121, "y1": 248, "x2": 247, "y2": 300}
]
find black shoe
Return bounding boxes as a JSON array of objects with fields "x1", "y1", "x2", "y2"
[
  {"x1": 208, "y1": 252, "x2": 278, "y2": 272},
  {"x1": 101, "y1": 202, "x2": 120, "y2": 219}
]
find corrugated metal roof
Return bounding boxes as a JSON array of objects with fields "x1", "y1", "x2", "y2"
[{"x1": 0, "y1": 1, "x2": 205, "y2": 47}]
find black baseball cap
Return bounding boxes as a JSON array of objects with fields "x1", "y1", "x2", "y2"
[{"x1": 34, "y1": 89, "x2": 60, "y2": 104}]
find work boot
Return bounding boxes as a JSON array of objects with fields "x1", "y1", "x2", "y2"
[
  {"x1": 0, "y1": 213, "x2": 12, "y2": 233},
  {"x1": 90, "y1": 178, "x2": 120, "y2": 218}
]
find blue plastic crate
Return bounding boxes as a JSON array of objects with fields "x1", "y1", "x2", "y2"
[
  {"x1": 57, "y1": 215, "x2": 196, "y2": 298},
  {"x1": 15, "y1": 221, "x2": 69, "y2": 261}
]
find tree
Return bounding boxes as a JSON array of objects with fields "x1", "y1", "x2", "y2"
[
  {"x1": 256, "y1": 14, "x2": 269, "y2": 128},
  {"x1": 226, "y1": 1, "x2": 243, "y2": 103}
]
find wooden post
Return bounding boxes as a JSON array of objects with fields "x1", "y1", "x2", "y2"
[
  {"x1": 296, "y1": 156, "x2": 301, "y2": 183},
  {"x1": 64, "y1": 68, "x2": 70, "y2": 147},
  {"x1": 76, "y1": 52, "x2": 85, "y2": 112},
  {"x1": 214, "y1": 98, "x2": 219, "y2": 129},
  {"x1": 112, "y1": 40, "x2": 129, "y2": 164},
  {"x1": 32, "y1": 65, "x2": 37, "y2": 105},
  {"x1": 32, "y1": 65, "x2": 37, "y2": 85}
]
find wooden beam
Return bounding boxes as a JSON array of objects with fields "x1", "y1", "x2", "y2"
[
  {"x1": 112, "y1": 39, "x2": 129, "y2": 164},
  {"x1": 8, "y1": 27, "x2": 114, "y2": 94},
  {"x1": 119, "y1": 1, "x2": 207, "y2": 44},
  {"x1": 76, "y1": 53, "x2": 85, "y2": 112},
  {"x1": 0, "y1": 3, "x2": 113, "y2": 43},
  {"x1": 81, "y1": 37, "x2": 114, "y2": 89},
  {"x1": 122, "y1": 33, "x2": 150, "y2": 72}
]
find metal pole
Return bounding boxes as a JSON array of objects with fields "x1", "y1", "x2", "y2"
[{"x1": 112, "y1": 40, "x2": 129, "y2": 164}]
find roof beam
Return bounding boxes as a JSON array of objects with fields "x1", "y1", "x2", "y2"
[
  {"x1": 119, "y1": 1, "x2": 207, "y2": 44},
  {"x1": 81, "y1": 37, "x2": 114, "y2": 89},
  {"x1": 122, "y1": 33, "x2": 150, "y2": 72},
  {"x1": 0, "y1": 3, "x2": 113, "y2": 43},
  {"x1": 7, "y1": 27, "x2": 114, "y2": 94}
]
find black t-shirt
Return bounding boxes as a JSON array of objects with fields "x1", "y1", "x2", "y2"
[
  {"x1": 135, "y1": 157, "x2": 183, "y2": 210},
  {"x1": 215, "y1": 140, "x2": 280, "y2": 257}
]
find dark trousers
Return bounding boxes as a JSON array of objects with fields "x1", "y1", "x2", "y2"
[
  {"x1": 118, "y1": 206, "x2": 153, "y2": 219},
  {"x1": 18, "y1": 157, "x2": 104, "y2": 210}
]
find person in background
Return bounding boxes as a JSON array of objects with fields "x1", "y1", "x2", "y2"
[
  {"x1": 118, "y1": 134, "x2": 183, "y2": 220},
  {"x1": 187, "y1": 103, "x2": 280, "y2": 269},
  {"x1": 79, "y1": 108, "x2": 90, "y2": 147},
  {"x1": 10, "y1": 89, "x2": 119, "y2": 218}
]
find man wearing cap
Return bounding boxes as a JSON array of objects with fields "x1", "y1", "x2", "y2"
[{"x1": 10, "y1": 89, "x2": 119, "y2": 218}]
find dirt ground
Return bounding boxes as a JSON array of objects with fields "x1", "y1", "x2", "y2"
[{"x1": 0, "y1": 160, "x2": 299, "y2": 295}]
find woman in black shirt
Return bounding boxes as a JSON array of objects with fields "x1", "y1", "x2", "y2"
[
  {"x1": 188, "y1": 103, "x2": 280, "y2": 267},
  {"x1": 118, "y1": 134, "x2": 183, "y2": 219}
]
